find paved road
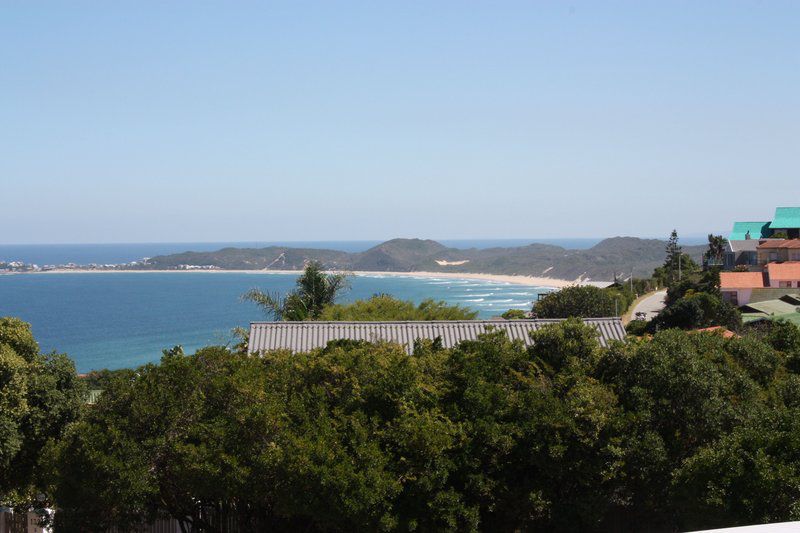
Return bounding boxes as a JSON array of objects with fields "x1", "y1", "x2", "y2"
[{"x1": 630, "y1": 290, "x2": 667, "y2": 321}]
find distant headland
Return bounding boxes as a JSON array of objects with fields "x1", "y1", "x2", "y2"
[{"x1": 2, "y1": 237, "x2": 706, "y2": 284}]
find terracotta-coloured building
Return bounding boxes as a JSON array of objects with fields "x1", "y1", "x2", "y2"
[
  {"x1": 766, "y1": 262, "x2": 800, "y2": 289},
  {"x1": 720, "y1": 271, "x2": 766, "y2": 306}
]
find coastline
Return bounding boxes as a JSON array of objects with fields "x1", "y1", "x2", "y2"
[{"x1": 16, "y1": 268, "x2": 576, "y2": 288}]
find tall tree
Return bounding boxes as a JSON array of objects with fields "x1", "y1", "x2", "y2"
[
  {"x1": 243, "y1": 261, "x2": 350, "y2": 320},
  {"x1": 665, "y1": 230, "x2": 682, "y2": 275},
  {"x1": 0, "y1": 317, "x2": 84, "y2": 510},
  {"x1": 653, "y1": 230, "x2": 701, "y2": 286},
  {"x1": 704, "y1": 234, "x2": 727, "y2": 266}
]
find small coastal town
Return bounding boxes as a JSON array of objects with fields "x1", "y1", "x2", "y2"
[
  {"x1": 720, "y1": 207, "x2": 800, "y2": 326},
  {"x1": 0, "y1": 260, "x2": 153, "y2": 273}
]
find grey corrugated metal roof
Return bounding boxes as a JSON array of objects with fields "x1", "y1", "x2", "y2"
[{"x1": 249, "y1": 318, "x2": 626, "y2": 354}]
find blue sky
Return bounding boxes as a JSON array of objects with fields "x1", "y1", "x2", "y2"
[{"x1": 2, "y1": 1, "x2": 798, "y2": 244}]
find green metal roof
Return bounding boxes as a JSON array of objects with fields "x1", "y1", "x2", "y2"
[
  {"x1": 729, "y1": 221, "x2": 770, "y2": 241},
  {"x1": 769, "y1": 207, "x2": 800, "y2": 229},
  {"x1": 781, "y1": 294, "x2": 800, "y2": 305},
  {"x1": 740, "y1": 299, "x2": 799, "y2": 316},
  {"x1": 743, "y1": 311, "x2": 800, "y2": 326}
]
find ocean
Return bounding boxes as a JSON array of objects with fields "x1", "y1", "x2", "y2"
[{"x1": 0, "y1": 271, "x2": 553, "y2": 373}]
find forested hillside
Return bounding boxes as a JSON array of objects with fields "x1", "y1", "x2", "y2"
[{"x1": 142, "y1": 237, "x2": 706, "y2": 281}]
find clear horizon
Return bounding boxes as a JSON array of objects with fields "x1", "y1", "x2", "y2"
[{"x1": 3, "y1": 2, "x2": 798, "y2": 243}]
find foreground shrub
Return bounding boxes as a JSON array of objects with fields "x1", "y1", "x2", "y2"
[
  {"x1": 35, "y1": 319, "x2": 800, "y2": 531},
  {"x1": 0, "y1": 317, "x2": 84, "y2": 511},
  {"x1": 533, "y1": 286, "x2": 626, "y2": 318}
]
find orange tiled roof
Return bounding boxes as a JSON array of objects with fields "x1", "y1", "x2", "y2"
[
  {"x1": 766, "y1": 262, "x2": 800, "y2": 280},
  {"x1": 757, "y1": 239, "x2": 800, "y2": 250},
  {"x1": 695, "y1": 326, "x2": 738, "y2": 338},
  {"x1": 720, "y1": 271, "x2": 765, "y2": 289}
]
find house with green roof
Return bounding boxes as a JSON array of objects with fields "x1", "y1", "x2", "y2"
[
  {"x1": 740, "y1": 297, "x2": 800, "y2": 325},
  {"x1": 724, "y1": 207, "x2": 800, "y2": 270},
  {"x1": 725, "y1": 221, "x2": 771, "y2": 268},
  {"x1": 728, "y1": 221, "x2": 771, "y2": 241},
  {"x1": 725, "y1": 208, "x2": 800, "y2": 268},
  {"x1": 768, "y1": 207, "x2": 800, "y2": 239}
]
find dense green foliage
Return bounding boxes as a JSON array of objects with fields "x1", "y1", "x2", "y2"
[
  {"x1": 79, "y1": 367, "x2": 132, "y2": 390},
  {"x1": 625, "y1": 319, "x2": 649, "y2": 336},
  {"x1": 704, "y1": 234, "x2": 727, "y2": 265},
  {"x1": 0, "y1": 318, "x2": 84, "y2": 510},
  {"x1": 318, "y1": 294, "x2": 477, "y2": 321},
  {"x1": 500, "y1": 309, "x2": 528, "y2": 319},
  {"x1": 532, "y1": 285, "x2": 633, "y2": 318},
  {"x1": 626, "y1": 277, "x2": 659, "y2": 295},
  {"x1": 661, "y1": 269, "x2": 741, "y2": 330},
  {"x1": 652, "y1": 291, "x2": 742, "y2": 332},
  {"x1": 243, "y1": 261, "x2": 350, "y2": 320},
  {"x1": 652, "y1": 230, "x2": 702, "y2": 287},
  {"x1": 642, "y1": 232, "x2": 742, "y2": 333},
  {"x1": 38, "y1": 318, "x2": 800, "y2": 531}
]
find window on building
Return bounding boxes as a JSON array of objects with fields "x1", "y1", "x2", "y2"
[{"x1": 723, "y1": 291, "x2": 738, "y2": 305}]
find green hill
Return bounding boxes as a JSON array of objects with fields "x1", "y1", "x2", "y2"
[{"x1": 141, "y1": 237, "x2": 706, "y2": 281}]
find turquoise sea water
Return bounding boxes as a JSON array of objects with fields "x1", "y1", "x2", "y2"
[{"x1": 0, "y1": 272, "x2": 552, "y2": 372}]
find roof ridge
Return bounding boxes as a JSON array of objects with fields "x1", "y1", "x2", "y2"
[{"x1": 250, "y1": 318, "x2": 623, "y2": 325}]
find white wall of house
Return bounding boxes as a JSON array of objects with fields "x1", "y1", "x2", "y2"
[
  {"x1": 722, "y1": 288, "x2": 753, "y2": 306},
  {"x1": 0, "y1": 511, "x2": 52, "y2": 533},
  {"x1": 768, "y1": 279, "x2": 800, "y2": 289}
]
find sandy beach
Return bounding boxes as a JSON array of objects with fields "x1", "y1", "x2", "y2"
[{"x1": 20, "y1": 268, "x2": 577, "y2": 288}]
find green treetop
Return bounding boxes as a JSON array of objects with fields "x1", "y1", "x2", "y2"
[
  {"x1": 243, "y1": 261, "x2": 350, "y2": 320},
  {"x1": 0, "y1": 317, "x2": 84, "y2": 511},
  {"x1": 318, "y1": 294, "x2": 477, "y2": 321}
]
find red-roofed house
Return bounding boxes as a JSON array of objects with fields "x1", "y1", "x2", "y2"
[
  {"x1": 720, "y1": 272, "x2": 766, "y2": 306},
  {"x1": 757, "y1": 239, "x2": 800, "y2": 264},
  {"x1": 766, "y1": 262, "x2": 800, "y2": 288}
]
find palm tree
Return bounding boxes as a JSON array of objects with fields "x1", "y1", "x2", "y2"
[{"x1": 243, "y1": 261, "x2": 350, "y2": 320}]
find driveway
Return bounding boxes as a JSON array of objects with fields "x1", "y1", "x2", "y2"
[{"x1": 629, "y1": 290, "x2": 667, "y2": 321}]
